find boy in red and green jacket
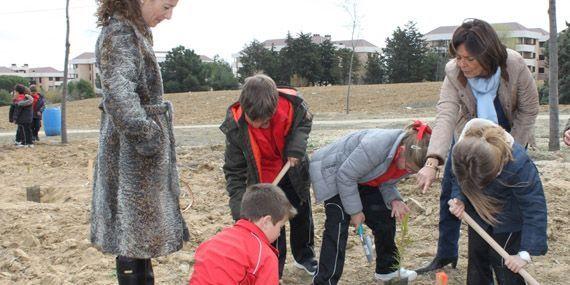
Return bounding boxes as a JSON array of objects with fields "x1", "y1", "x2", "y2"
[
  {"x1": 220, "y1": 74, "x2": 316, "y2": 277},
  {"x1": 189, "y1": 184, "x2": 297, "y2": 285}
]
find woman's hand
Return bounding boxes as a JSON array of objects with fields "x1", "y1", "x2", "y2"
[
  {"x1": 390, "y1": 200, "x2": 410, "y2": 222},
  {"x1": 416, "y1": 165, "x2": 437, "y2": 193},
  {"x1": 350, "y1": 212, "x2": 365, "y2": 230},
  {"x1": 287, "y1": 157, "x2": 299, "y2": 167},
  {"x1": 504, "y1": 255, "x2": 528, "y2": 273},
  {"x1": 448, "y1": 198, "x2": 465, "y2": 219}
]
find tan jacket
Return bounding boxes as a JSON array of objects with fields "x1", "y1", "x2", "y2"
[{"x1": 427, "y1": 49, "x2": 539, "y2": 163}]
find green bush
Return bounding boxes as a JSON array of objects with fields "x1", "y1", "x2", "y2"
[
  {"x1": 0, "y1": 89, "x2": 12, "y2": 106},
  {"x1": 44, "y1": 89, "x2": 62, "y2": 104},
  {"x1": 68, "y1": 79, "x2": 95, "y2": 100},
  {"x1": 0, "y1": 75, "x2": 28, "y2": 92}
]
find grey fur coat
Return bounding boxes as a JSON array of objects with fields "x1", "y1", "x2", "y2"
[{"x1": 91, "y1": 16, "x2": 188, "y2": 259}]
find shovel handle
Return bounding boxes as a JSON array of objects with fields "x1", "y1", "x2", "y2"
[
  {"x1": 462, "y1": 212, "x2": 540, "y2": 285},
  {"x1": 272, "y1": 161, "x2": 291, "y2": 186}
]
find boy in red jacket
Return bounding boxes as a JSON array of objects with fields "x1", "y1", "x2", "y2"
[{"x1": 189, "y1": 184, "x2": 297, "y2": 284}]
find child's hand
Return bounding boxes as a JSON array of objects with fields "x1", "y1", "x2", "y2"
[
  {"x1": 504, "y1": 255, "x2": 528, "y2": 273},
  {"x1": 390, "y1": 200, "x2": 410, "y2": 222},
  {"x1": 287, "y1": 157, "x2": 299, "y2": 167},
  {"x1": 350, "y1": 212, "x2": 365, "y2": 230},
  {"x1": 448, "y1": 198, "x2": 465, "y2": 219}
]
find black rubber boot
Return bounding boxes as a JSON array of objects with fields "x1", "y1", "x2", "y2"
[
  {"x1": 415, "y1": 256, "x2": 458, "y2": 275},
  {"x1": 144, "y1": 259, "x2": 154, "y2": 285},
  {"x1": 116, "y1": 256, "x2": 146, "y2": 285}
]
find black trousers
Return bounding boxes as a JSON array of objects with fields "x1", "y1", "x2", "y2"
[
  {"x1": 16, "y1": 123, "x2": 33, "y2": 145},
  {"x1": 32, "y1": 118, "x2": 41, "y2": 139},
  {"x1": 313, "y1": 185, "x2": 397, "y2": 285},
  {"x1": 467, "y1": 227, "x2": 524, "y2": 285},
  {"x1": 274, "y1": 175, "x2": 316, "y2": 277}
]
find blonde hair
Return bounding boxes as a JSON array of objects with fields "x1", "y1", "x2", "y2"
[
  {"x1": 451, "y1": 125, "x2": 513, "y2": 225},
  {"x1": 400, "y1": 121, "x2": 431, "y2": 170}
]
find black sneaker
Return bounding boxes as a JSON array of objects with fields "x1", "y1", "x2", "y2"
[{"x1": 293, "y1": 258, "x2": 317, "y2": 275}]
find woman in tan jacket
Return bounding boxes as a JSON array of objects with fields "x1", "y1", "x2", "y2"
[{"x1": 415, "y1": 19, "x2": 539, "y2": 274}]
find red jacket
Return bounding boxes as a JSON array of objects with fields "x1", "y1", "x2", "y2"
[{"x1": 189, "y1": 220, "x2": 279, "y2": 285}]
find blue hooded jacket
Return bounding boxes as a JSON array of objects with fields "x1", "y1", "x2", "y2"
[{"x1": 454, "y1": 143, "x2": 548, "y2": 255}]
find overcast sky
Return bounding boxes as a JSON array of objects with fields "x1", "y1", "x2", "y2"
[{"x1": 1, "y1": 0, "x2": 569, "y2": 70}]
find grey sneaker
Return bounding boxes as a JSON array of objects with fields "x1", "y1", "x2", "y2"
[
  {"x1": 293, "y1": 258, "x2": 317, "y2": 275},
  {"x1": 374, "y1": 268, "x2": 417, "y2": 282}
]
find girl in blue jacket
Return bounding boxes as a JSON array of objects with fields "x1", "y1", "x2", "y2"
[
  {"x1": 448, "y1": 119, "x2": 547, "y2": 285},
  {"x1": 310, "y1": 121, "x2": 431, "y2": 284}
]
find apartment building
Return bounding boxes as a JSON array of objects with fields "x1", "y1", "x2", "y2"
[
  {"x1": 71, "y1": 51, "x2": 215, "y2": 89},
  {"x1": 425, "y1": 22, "x2": 549, "y2": 81},
  {"x1": 0, "y1": 64, "x2": 66, "y2": 90}
]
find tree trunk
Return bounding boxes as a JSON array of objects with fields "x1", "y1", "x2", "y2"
[
  {"x1": 61, "y1": 0, "x2": 70, "y2": 144},
  {"x1": 548, "y1": 0, "x2": 559, "y2": 151},
  {"x1": 346, "y1": 19, "x2": 356, "y2": 114}
]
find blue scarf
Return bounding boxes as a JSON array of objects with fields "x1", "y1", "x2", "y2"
[{"x1": 467, "y1": 67, "x2": 501, "y2": 123}]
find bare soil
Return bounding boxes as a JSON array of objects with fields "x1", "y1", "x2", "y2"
[{"x1": 1, "y1": 82, "x2": 569, "y2": 284}]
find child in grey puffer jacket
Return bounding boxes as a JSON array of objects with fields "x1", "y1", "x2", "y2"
[{"x1": 310, "y1": 121, "x2": 431, "y2": 284}]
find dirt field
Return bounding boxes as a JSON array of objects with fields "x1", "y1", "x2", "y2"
[{"x1": 1, "y1": 82, "x2": 569, "y2": 284}]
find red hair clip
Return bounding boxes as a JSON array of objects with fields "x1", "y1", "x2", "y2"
[{"x1": 412, "y1": 120, "x2": 431, "y2": 140}]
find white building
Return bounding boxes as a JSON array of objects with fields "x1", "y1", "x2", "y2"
[
  {"x1": 0, "y1": 64, "x2": 67, "y2": 90},
  {"x1": 425, "y1": 22, "x2": 549, "y2": 80}
]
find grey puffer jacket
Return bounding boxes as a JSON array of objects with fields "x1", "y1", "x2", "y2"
[
  {"x1": 90, "y1": 16, "x2": 188, "y2": 259},
  {"x1": 310, "y1": 129, "x2": 407, "y2": 215}
]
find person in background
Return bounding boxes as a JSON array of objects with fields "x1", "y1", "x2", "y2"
[
  {"x1": 9, "y1": 84, "x2": 34, "y2": 147},
  {"x1": 30, "y1": 85, "x2": 45, "y2": 141},
  {"x1": 563, "y1": 118, "x2": 570, "y2": 146}
]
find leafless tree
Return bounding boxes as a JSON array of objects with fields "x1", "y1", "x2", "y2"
[
  {"x1": 61, "y1": 0, "x2": 70, "y2": 143},
  {"x1": 342, "y1": 0, "x2": 361, "y2": 114},
  {"x1": 548, "y1": 0, "x2": 559, "y2": 151}
]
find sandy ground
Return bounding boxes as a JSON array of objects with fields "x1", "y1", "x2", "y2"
[{"x1": 1, "y1": 83, "x2": 569, "y2": 284}]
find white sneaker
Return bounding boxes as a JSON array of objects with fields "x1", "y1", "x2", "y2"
[
  {"x1": 374, "y1": 268, "x2": 417, "y2": 282},
  {"x1": 27, "y1": 144, "x2": 34, "y2": 148}
]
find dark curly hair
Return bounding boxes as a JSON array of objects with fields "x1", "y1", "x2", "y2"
[{"x1": 96, "y1": 0, "x2": 150, "y2": 39}]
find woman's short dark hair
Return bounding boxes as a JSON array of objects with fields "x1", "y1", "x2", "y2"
[
  {"x1": 96, "y1": 0, "x2": 150, "y2": 39},
  {"x1": 449, "y1": 19, "x2": 509, "y2": 83}
]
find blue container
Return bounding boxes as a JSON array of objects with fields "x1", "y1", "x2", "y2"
[{"x1": 43, "y1": 107, "x2": 61, "y2": 136}]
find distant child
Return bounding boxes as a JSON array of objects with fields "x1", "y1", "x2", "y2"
[
  {"x1": 189, "y1": 184, "x2": 297, "y2": 284},
  {"x1": 8, "y1": 84, "x2": 34, "y2": 147},
  {"x1": 310, "y1": 121, "x2": 431, "y2": 284},
  {"x1": 30, "y1": 85, "x2": 45, "y2": 141},
  {"x1": 220, "y1": 74, "x2": 317, "y2": 276},
  {"x1": 448, "y1": 118, "x2": 547, "y2": 285}
]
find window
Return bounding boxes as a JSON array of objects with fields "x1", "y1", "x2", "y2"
[
  {"x1": 539, "y1": 67, "x2": 545, "y2": 73},
  {"x1": 49, "y1": 77, "x2": 54, "y2": 81},
  {"x1": 539, "y1": 55, "x2": 545, "y2": 60}
]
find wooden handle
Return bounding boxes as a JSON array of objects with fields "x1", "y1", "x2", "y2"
[
  {"x1": 272, "y1": 161, "x2": 291, "y2": 186},
  {"x1": 462, "y1": 212, "x2": 540, "y2": 285}
]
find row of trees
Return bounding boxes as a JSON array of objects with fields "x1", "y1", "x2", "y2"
[
  {"x1": 160, "y1": 46, "x2": 238, "y2": 93},
  {"x1": 237, "y1": 22, "x2": 448, "y2": 86}
]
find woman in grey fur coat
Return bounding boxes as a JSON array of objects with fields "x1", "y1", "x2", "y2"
[{"x1": 91, "y1": 1, "x2": 186, "y2": 284}]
